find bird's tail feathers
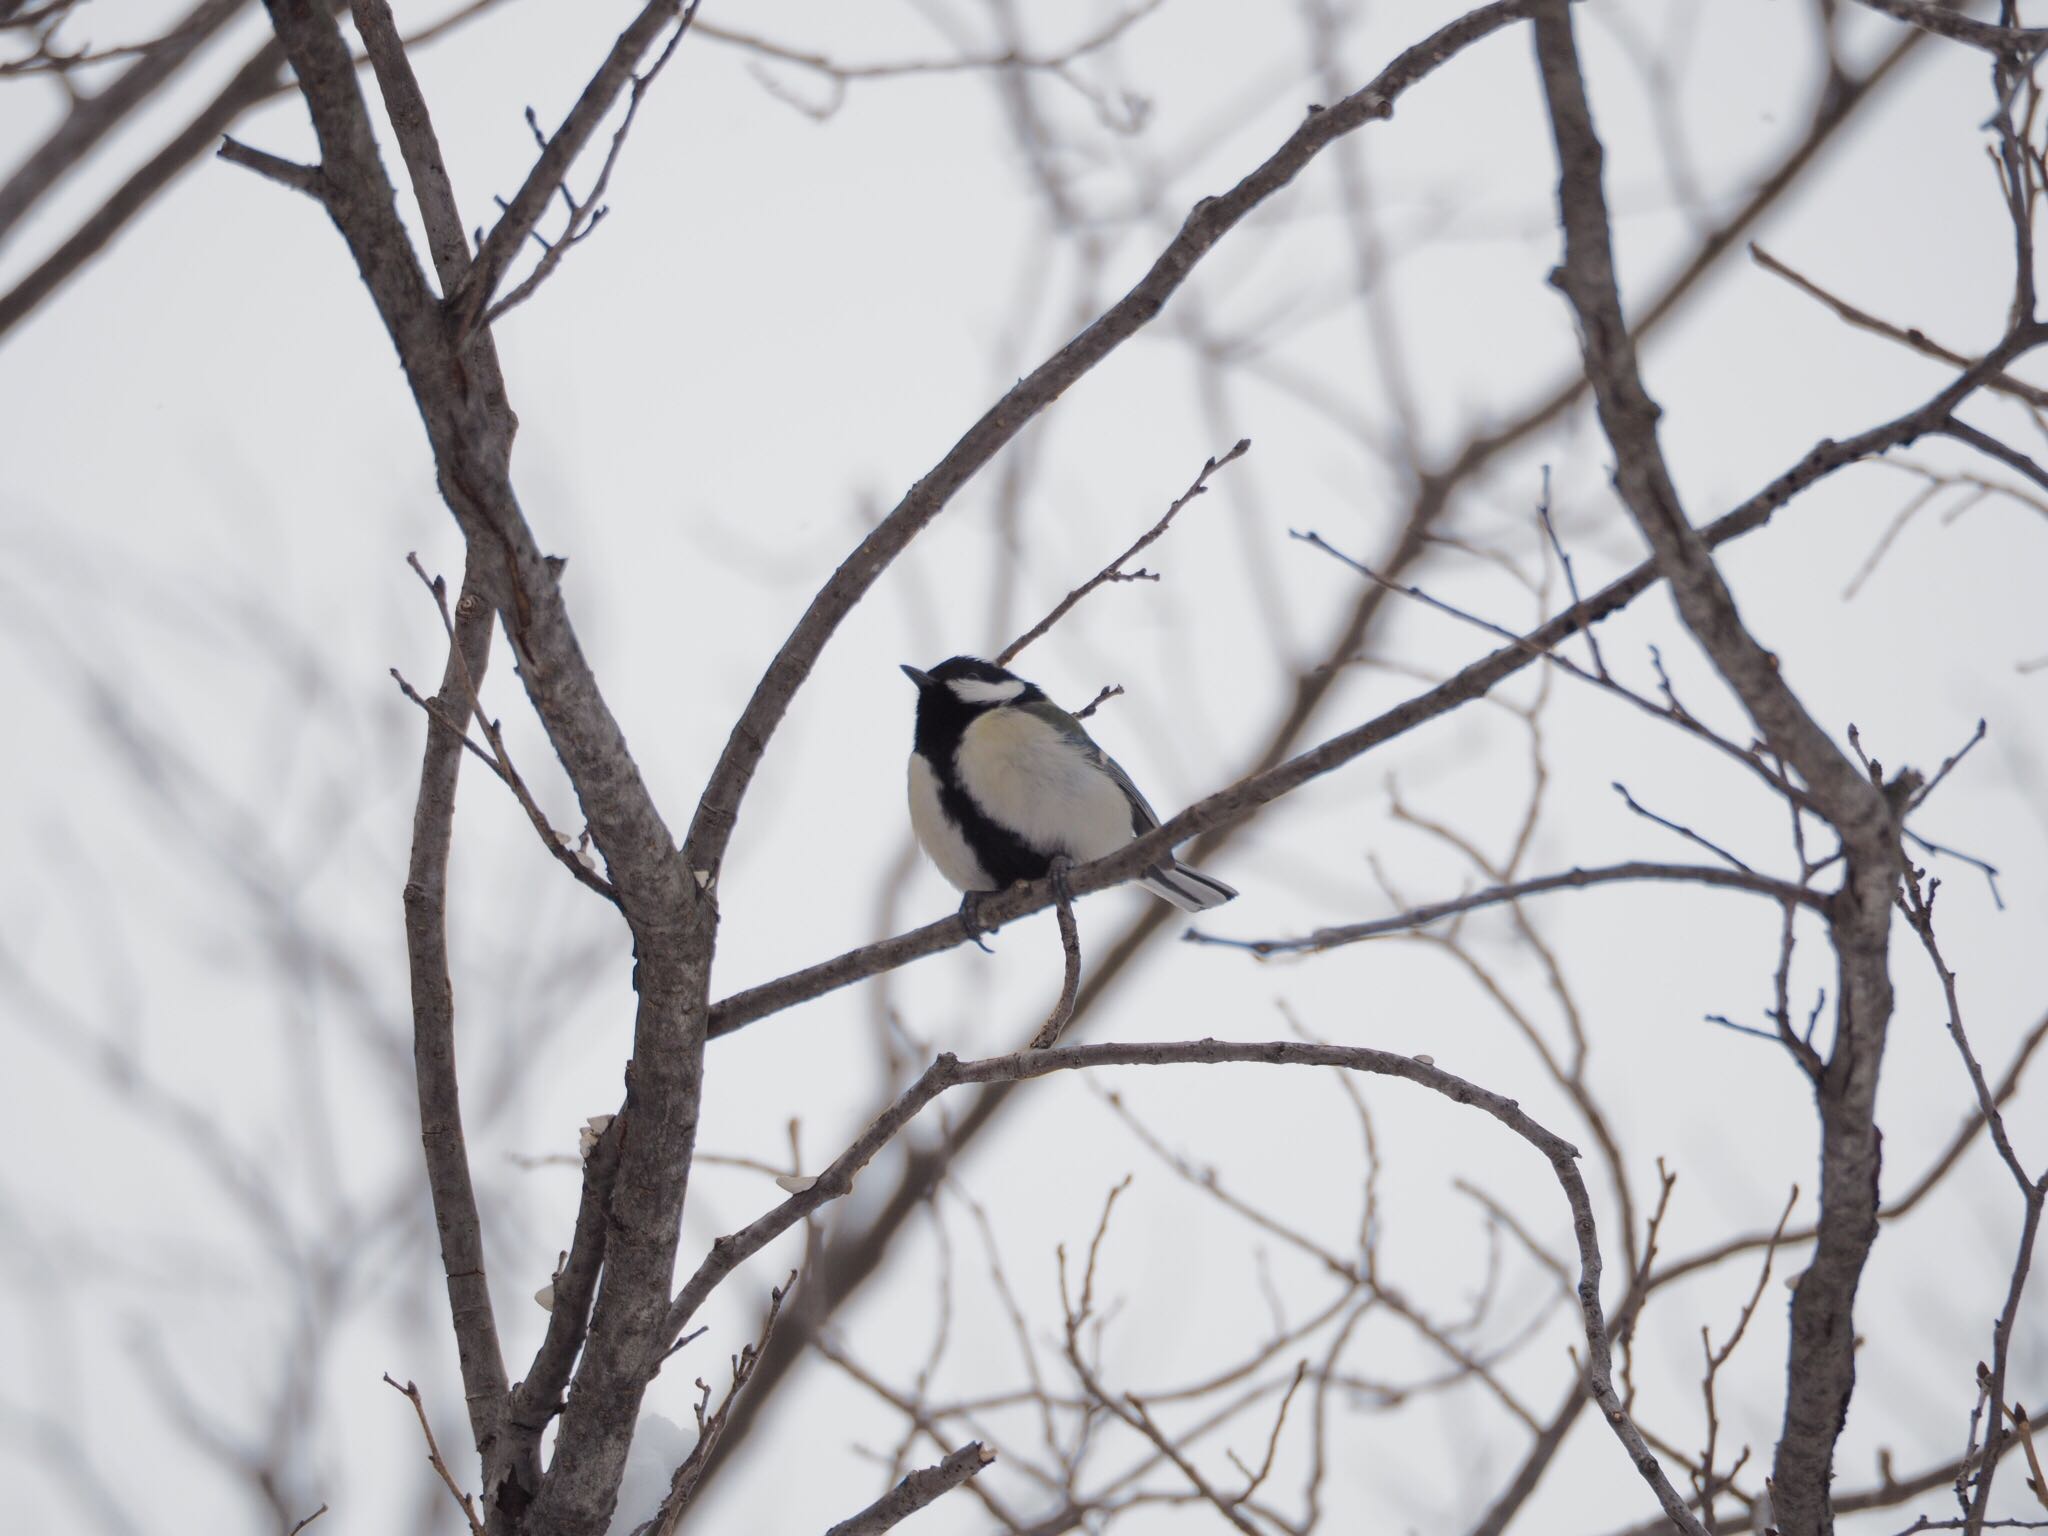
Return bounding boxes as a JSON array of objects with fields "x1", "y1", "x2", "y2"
[{"x1": 1140, "y1": 860, "x2": 1237, "y2": 912}]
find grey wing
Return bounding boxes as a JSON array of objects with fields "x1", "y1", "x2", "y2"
[{"x1": 1016, "y1": 696, "x2": 1162, "y2": 834}]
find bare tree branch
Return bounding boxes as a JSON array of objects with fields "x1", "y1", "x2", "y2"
[
  {"x1": 448, "y1": 0, "x2": 701, "y2": 335},
  {"x1": 384, "y1": 1374, "x2": 487, "y2": 1536},
  {"x1": 1750, "y1": 244, "x2": 2048, "y2": 411},
  {"x1": 216, "y1": 136, "x2": 327, "y2": 198},
  {"x1": 1849, "y1": 0, "x2": 2048, "y2": 56},
  {"x1": 1531, "y1": 6, "x2": 1950, "y2": 1528},
  {"x1": 997, "y1": 437, "x2": 1250, "y2": 667},
  {"x1": 253, "y1": 4, "x2": 713, "y2": 1529},
  {"x1": 821, "y1": 1441, "x2": 996, "y2": 1536},
  {"x1": 0, "y1": 0, "x2": 245, "y2": 246},
  {"x1": 1186, "y1": 860, "x2": 1828, "y2": 955},
  {"x1": 399, "y1": 562, "x2": 511, "y2": 1483},
  {"x1": 0, "y1": 0, "x2": 514, "y2": 339},
  {"x1": 659, "y1": 1037, "x2": 1706, "y2": 1533}
]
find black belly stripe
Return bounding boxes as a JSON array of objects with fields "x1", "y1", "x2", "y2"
[{"x1": 935, "y1": 774, "x2": 1052, "y2": 887}]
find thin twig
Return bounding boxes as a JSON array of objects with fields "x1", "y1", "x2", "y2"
[
  {"x1": 482, "y1": 0, "x2": 703, "y2": 324},
  {"x1": 641, "y1": 1273, "x2": 797, "y2": 1534},
  {"x1": 1185, "y1": 860, "x2": 1823, "y2": 954},
  {"x1": 382, "y1": 1375, "x2": 485, "y2": 1536},
  {"x1": 1750, "y1": 244, "x2": 2048, "y2": 410},
  {"x1": 1696, "y1": 1186, "x2": 1798, "y2": 1531},
  {"x1": 1073, "y1": 683, "x2": 1124, "y2": 720},
  {"x1": 401, "y1": 553, "x2": 620, "y2": 905},
  {"x1": 1611, "y1": 784, "x2": 1756, "y2": 873},
  {"x1": 1909, "y1": 719, "x2": 1988, "y2": 811},
  {"x1": 998, "y1": 438, "x2": 1250, "y2": 666},
  {"x1": 1535, "y1": 463, "x2": 1609, "y2": 678}
]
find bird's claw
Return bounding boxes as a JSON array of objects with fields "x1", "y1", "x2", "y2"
[{"x1": 959, "y1": 890, "x2": 997, "y2": 952}]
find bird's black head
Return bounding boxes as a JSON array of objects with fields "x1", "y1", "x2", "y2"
[{"x1": 901, "y1": 656, "x2": 1043, "y2": 757}]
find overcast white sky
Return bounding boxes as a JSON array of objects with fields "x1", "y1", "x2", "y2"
[{"x1": 3, "y1": 2, "x2": 2046, "y2": 1532}]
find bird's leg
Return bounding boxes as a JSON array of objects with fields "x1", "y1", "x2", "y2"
[
  {"x1": 1047, "y1": 855, "x2": 1075, "y2": 907},
  {"x1": 958, "y1": 889, "x2": 998, "y2": 953},
  {"x1": 1030, "y1": 857, "x2": 1082, "y2": 1051}
]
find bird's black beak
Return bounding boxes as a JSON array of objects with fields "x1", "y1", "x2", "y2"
[{"x1": 900, "y1": 664, "x2": 934, "y2": 689}]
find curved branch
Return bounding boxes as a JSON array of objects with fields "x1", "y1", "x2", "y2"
[{"x1": 660, "y1": 1038, "x2": 1707, "y2": 1536}]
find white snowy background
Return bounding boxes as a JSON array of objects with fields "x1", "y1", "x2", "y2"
[{"x1": 2, "y1": 1, "x2": 2044, "y2": 1532}]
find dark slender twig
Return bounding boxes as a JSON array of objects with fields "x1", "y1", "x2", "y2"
[
  {"x1": 1073, "y1": 683, "x2": 1123, "y2": 720},
  {"x1": 997, "y1": 438, "x2": 1250, "y2": 667},
  {"x1": 383, "y1": 1375, "x2": 486, "y2": 1536},
  {"x1": 482, "y1": 0, "x2": 704, "y2": 324},
  {"x1": 1535, "y1": 464, "x2": 1609, "y2": 678},
  {"x1": 1942, "y1": 416, "x2": 2048, "y2": 499},
  {"x1": 1904, "y1": 828, "x2": 2004, "y2": 909},
  {"x1": 450, "y1": 0, "x2": 703, "y2": 335},
  {"x1": 1610, "y1": 784, "x2": 1756, "y2": 874},
  {"x1": 402, "y1": 554, "x2": 620, "y2": 905},
  {"x1": 1228, "y1": 1360, "x2": 1307, "y2": 1504},
  {"x1": 1751, "y1": 244, "x2": 2048, "y2": 410},
  {"x1": 1185, "y1": 860, "x2": 1824, "y2": 955},
  {"x1": 1909, "y1": 719, "x2": 1988, "y2": 811},
  {"x1": 1295, "y1": 526, "x2": 1823, "y2": 812},
  {"x1": 1900, "y1": 870, "x2": 2046, "y2": 1527},
  {"x1": 389, "y1": 667, "x2": 500, "y2": 774},
  {"x1": 638, "y1": 1274, "x2": 796, "y2": 1534},
  {"x1": 1695, "y1": 1187, "x2": 1798, "y2": 1532}
]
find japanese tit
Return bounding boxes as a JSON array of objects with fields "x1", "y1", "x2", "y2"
[{"x1": 902, "y1": 656, "x2": 1237, "y2": 916}]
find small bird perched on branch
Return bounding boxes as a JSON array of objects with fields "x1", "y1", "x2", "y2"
[{"x1": 902, "y1": 656, "x2": 1236, "y2": 929}]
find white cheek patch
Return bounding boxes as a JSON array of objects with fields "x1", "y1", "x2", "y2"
[{"x1": 948, "y1": 676, "x2": 1026, "y2": 705}]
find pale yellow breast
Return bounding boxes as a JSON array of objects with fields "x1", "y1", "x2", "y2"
[{"x1": 953, "y1": 709, "x2": 1134, "y2": 862}]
